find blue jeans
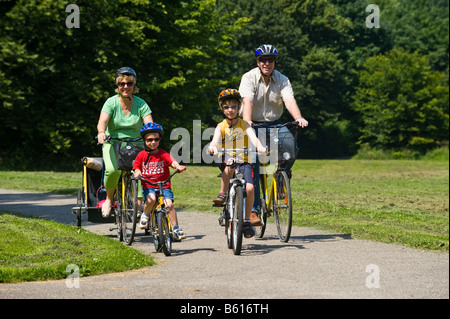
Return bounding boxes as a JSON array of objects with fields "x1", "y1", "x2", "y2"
[{"x1": 252, "y1": 120, "x2": 297, "y2": 213}]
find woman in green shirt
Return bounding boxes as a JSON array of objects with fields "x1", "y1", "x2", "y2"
[{"x1": 97, "y1": 67, "x2": 153, "y2": 217}]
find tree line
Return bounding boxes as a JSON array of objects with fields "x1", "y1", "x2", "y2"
[{"x1": 0, "y1": 0, "x2": 448, "y2": 170}]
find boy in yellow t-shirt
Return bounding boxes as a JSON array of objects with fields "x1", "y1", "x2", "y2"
[{"x1": 208, "y1": 89, "x2": 266, "y2": 238}]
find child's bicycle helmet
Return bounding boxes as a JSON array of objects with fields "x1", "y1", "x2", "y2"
[
  {"x1": 218, "y1": 88, "x2": 242, "y2": 108},
  {"x1": 140, "y1": 122, "x2": 163, "y2": 137}
]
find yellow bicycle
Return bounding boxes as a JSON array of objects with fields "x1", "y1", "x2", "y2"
[
  {"x1": 252, "y1": 122, "x2": 299, "y2": 242},
  {"x1": 138, "y1": 170, "x2": 180, "y2": 256}
]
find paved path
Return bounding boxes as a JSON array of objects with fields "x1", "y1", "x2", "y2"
[{"x1": 0, "y1": 189, "x2": 448, "y2": 299}]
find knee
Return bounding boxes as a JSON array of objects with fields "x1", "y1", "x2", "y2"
[{"x1": 246, "y1": 183, "x2": 254, "y2": 194}]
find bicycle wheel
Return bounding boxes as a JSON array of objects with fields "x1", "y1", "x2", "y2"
[
  {"x1": 121, "y1": 175, "x2": 138, "y2": 245},
  {"x1": 272, "y1": 170, "x2": 292, "y2": 242},
  {"x1": 255, "y1": 176, "x2": 268, "y2": 238},
  {"x1": 157, "y1": 210, "x2": 172, "y2": 256},
  {"x1": 231, "y1": 185, "x2": 244, "y2": 255},
  {"x1": 225, "y1": 207, "x2": 233, "y2": 249},
  {"x1": 151, "y1": 211, "x2": 161, "y2": 252},
  {"x1": 115, "y1": 185, "x2": 124, "y2": 242}
]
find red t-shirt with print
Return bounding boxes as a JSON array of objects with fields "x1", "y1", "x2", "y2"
[{"x1": 133, "y1": 149, "x2": 175, "y2": 189}]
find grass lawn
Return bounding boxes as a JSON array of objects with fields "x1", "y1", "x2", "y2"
[
  {"x1": 0, "y1": 211, "x2": 155, "y2": 283},
  {"x1": 172, "y1": 160, "x2": 449, "y2": 251},
  {"x1": 0, "y1": 158, "x2": 448, "y2": 283}
]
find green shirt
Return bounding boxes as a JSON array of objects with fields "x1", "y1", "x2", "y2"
[{"x1": 101, "y1": 95, "x2": 152, "y2": 138}]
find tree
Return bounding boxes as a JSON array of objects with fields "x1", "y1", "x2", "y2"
[
  {"x1": 0, "y1": 0, "x2": 247, "y2": 169},
  {"x1": 353, "y1": 48, "x2": 449, "y2": 153}
]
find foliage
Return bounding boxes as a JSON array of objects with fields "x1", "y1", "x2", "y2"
[
  {"x1": 0, "y1": 0, "x2": 448, "y2": 169},
  {"x1": 353, "y1": 48, "x2": 449, "y2": 152},
  {"x1": 0, "y1": 0, "x2": 248, "y2": 169}
]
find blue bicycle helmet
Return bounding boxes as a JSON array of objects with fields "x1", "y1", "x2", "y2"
[
  {"x1": 254, "y1": 44, "x2": 278, "y2": 58},
  {"x1": 115, "y1": 67, "x2": 137, "y2": 80},
  {"x1": 140, "y1": 122, "x2": 163, "y2": 137}
]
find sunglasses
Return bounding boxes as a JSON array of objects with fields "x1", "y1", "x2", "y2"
[
  {"x1": 118, "y1": 81, "x2": 134, "y2": 87},
  {"x1": 259, "y1": 57, "x2": 275, "y2": 64},
  {"x1": 145, "y1": 138, "x2": 161, "y2": 142},
  {"x1": 223, "y1": 104, "x2": 239, "y2": 110}
]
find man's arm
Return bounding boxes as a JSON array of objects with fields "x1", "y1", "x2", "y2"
[
  {"x1": 242, "y1": 97, "x2": 254, "y2": 125},
  {"x1": 284, "y1": 97, "x2": 308, "y2": 128}
]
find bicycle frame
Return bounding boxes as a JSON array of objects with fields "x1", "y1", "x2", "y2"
[{"x1": 149, "y1": 190, "x2": 172, "y2": 234}]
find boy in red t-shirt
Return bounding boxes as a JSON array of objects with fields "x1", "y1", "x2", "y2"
[{"x1": 133, "y1": 123, "x2": 187, "y2": 240}]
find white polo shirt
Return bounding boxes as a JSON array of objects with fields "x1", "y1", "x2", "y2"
[{"x1": 239, "y1": 67, "x2": 294, "y2": 122}]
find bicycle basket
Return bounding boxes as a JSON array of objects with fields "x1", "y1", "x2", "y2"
[
  {"x1": 113, "y1": 142, "x2": 143, "y2": 170},
  {"x1": 268, "y1": 127, "x2": 297, "y2": 163}
]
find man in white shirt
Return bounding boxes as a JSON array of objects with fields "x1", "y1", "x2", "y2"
[{"x1": 239, "y1": 44, "x2": 308, "y2": 225}]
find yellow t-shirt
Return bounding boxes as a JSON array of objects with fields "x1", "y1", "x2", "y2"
[{"x1": 218, "y1": 118, "x2": 250, "y2": 162}]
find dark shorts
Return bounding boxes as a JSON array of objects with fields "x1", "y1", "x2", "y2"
[
  {"x1": 218, "y1": 162, "x2": 254, "y2": 185},
  {"x1": 142, "y1": 187, "x2": 174, "y2": 202}
]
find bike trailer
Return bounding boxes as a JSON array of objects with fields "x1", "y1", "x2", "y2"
[{"x1": 72, "y1": 156, "x2": 115, "y2": 227}]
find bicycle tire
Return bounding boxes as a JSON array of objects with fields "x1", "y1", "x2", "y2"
[
  {"x1": 115, "y1": 185, "x2": 124, "y2": 241},
  {"x1": 255, "y1": 176, "x2": 268, "y2": 238},
  {"x1": 122, "y1": 176, "x2": 138, "y2": 245},
  {"x1": 157, "y1": 210, "x2": 172, "y2": 256},
  {"x1": 76, "y1": 189, "x2": 83, "y2": 227},
  {"x1": 151, "y1": 211, "x2": 161, "y2": 252},
  {"x1": 231, "y1": 185, "x2": 244, "y2": 255},
  {"x1": 273, "y1": 170, "x2": 292, "y2": 242},
  {"x1": 225, "y1": 208, "x2": 233, "y2": 249}
]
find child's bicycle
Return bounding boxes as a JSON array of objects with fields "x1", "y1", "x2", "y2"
[
  {"x1": 214, "y1": 148, "x2": 253, "y2": 255},
  {"x1": 105, "y1": 136, "x2": 142, "y2": 245},
  {"x1": 137, "y1": 170, "x2": 180, "y2": 256},
  {"x1": 251, "y1": 121, "x2": 299, "y2": 243}
]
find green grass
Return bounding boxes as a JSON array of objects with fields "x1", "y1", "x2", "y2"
[
  {"x1": 0, "y1": 159, "x2": 448, "y2": 259},
  {"x1": 0, "y1": 211, "x2": 155, "y2": 283},
  {"x1": 173, "y1": 160, "x2": 449, "y2": 251}
]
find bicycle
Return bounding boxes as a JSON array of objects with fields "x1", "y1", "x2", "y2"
[
  {"x1": 251, "y1": 121, "x2": 299, "y2": 242},
  {"x1": 104, "y1": 136, "x2": 142, "y2": 245},
  {"x1": 213, "y1": 147, "x2": 254, "y2": 255},
  {"x1": 137, "y1": 170, "x2": 180, "y2": 256}
]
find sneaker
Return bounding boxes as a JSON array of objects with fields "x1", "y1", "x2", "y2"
[
  {"x1": 139, "y1": 213, "x2": 149, "y2": 229},
  {"x1": 101, "y1": 199, "x2": 112, "y2": 218},
  {"x1": 173, "y1": 226, "x2": 186, "y2": 241},
  {"x1": 243, "y1": 222, "x2": 255, "y2": 238}
]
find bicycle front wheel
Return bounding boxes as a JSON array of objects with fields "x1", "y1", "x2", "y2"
[
  {"x1": 273, "y1": 170, "x2": 292, "y2": 242},
  {"x1": 231, "y1": 185, "x2": 244, "y2": 255},
  {"x1": 122, "y1": 175, "x2": 138, "y2": 245},
  {"x1": 157, "y1": 210, "x2": 172, "y2": 256}
]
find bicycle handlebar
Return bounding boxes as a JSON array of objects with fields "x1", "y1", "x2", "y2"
[
  {"x1": 135, "y1": 170, "x2": 180, "y2": 188},
  {"x1": 251, "y1": 121, "x2": 299, "y2": 129}
]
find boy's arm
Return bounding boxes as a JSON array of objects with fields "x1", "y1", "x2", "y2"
[
  {"x1": 133, "y1": 152, "x2": 143, "y2": 178},
  {"x1": 208, "y1": 125, "x2": 222, "y2": 154},
  {"x1": 171, "y1": 160, "x2": 186, "y2": 172},
  {"x1": 134, "y1": 169, "x2": 142, "y2": 178}
]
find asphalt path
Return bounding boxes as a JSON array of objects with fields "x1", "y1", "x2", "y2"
[{"x1": 0, "y1": 188, "x2": 448, "y2": 299}]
